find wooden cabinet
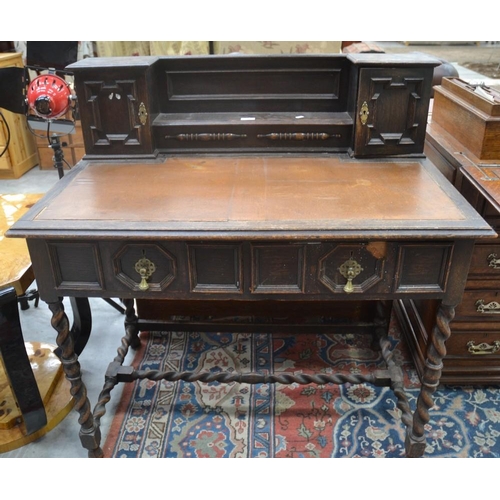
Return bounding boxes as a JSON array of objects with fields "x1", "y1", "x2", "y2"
[
  {"x1": 352, "y1": 64, "x2": 434, "y2": 156},
  {"x1": 36, "y1": 119, "x2": 85, "y2": 170},
  {"x1": 69, "y1": 53, "x2": 438, "y2": 160},
  {"x1": 0, "y1": 53, "x2": 38, "y2": 179},
  {"x1": 395, "y1": 99, "x2": 500, "y2": 384},
  {"x1": 72, "y1": 58, "x2": 156, "y2": 158}
]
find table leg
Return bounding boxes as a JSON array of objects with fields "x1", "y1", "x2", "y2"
[
  {"x1": 405, "y1": 303, "x2": 454, "y2": 457},
  {"x1": 123, "y1": 298, "x2": 141, "y2": 349},
  {"x1": 91, "y1": 298, "x2": 139, "y2": 436},
  {"x1": 375, "y1": 300, "x2": 414, "y2": 430},
  {"x1": 48, "y1": 298, "x2": 103, "y2": 458}
]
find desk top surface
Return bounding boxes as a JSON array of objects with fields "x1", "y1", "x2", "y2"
[{"x1": 8, "y1": 156, "x2": 494, "y2": 240}]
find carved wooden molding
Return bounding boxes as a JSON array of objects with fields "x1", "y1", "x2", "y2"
[
  {"x1": 257, "y1": 132, "x2": 339, "y2": 141},
  {"x1": 165, "y1": 133, "x2": 247, "y2": 141}
]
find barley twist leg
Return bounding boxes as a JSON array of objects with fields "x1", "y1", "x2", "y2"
[
  {"x1": 123, "y1": 298, "x2": 141, "y2": 349},
  {"x1": 92, "y1": 298, "x2": 138, "y2": 429},
  {"x1": 405, "y1": 303, "x2": 454, "y2": 457},
  {"x1": 374, "y1": 301, "x2": 414, "y2": 430},
  {"x1": 48, "y1": 299, "x2": 103, "y2": 458}
]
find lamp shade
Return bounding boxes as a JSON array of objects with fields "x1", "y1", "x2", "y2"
[{"x1": 27, "y1": 74, "x2": 72, "y2": 119}]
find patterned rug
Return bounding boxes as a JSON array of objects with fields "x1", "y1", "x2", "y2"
[{"x1": 103, "y1": 317, "x2": 500, "y2": 458}]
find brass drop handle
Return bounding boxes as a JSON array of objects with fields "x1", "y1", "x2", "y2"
[
  {"x1": 475, "y1": 299, "x2": 500, "y2": 314},
  {"x1": 467, "y1": 340, "x2": 500, "y2": 355},
  {"x1": 487, "y1": 253, "x2": 500, "y2": 269},
  {"x1": 339, "y1": 257, "x2": 363, "y2": 294},
  {"x1": 135, "y1": 256, "x2": 156, "y2": 291}
]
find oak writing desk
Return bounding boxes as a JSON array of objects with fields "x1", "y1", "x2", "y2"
[{"x1": 7, "y1": 54, "x2": 496, "y2": 457}]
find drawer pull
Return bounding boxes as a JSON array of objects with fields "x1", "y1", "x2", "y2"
[
  {"x1": 339, "y1": 256, "x2": 363, "y2": 294},
  {"x1": 475, "y1": 299, "x2": 500, "y2": 314},
  {"x1": 135, "y1": 256, "x2": 156, "y2": 291},
  {"x1": 487, "y1": 253, "x2": 500, "y2": 269},
  {"x1": 467, "y1": 340, "x2": 500, "y2": 355}
]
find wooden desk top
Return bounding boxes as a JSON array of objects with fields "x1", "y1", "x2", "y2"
[
  {"x1": 8, "y1": 156, "x2": 494, "y2": 240},
  {"x1": 0, "y1": 193, "x2": 43, "y2": 294}
]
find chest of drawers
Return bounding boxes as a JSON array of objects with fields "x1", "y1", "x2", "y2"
[{"x1": 395, "y1": 119, "x2": 500, "y2": 384}]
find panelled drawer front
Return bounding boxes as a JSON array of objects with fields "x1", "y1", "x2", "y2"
[
  {"x1": 446, "y1": 328, "x2": 500, "y2": 359},
  {"x1": 455, "y1": 290, "x2": 500, "y2": 320},
  {"x1": 468, "y1": 243, "x2": 500, "y2": 280},
  {"x1": 47, "y1": 241, "x2": 104, "y2": 291},
  {"x1": 47, "y1": 239, "x2": 454, "y2": 299},
  {"x1": 113, "y1": 243, "x2": 178, "y2": 293},
  {"x1": 316, "y1": 241, "x2": 391, "y2": 295}
]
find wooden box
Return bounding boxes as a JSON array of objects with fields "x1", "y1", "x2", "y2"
[
  {"x1": 0, "y1": 53, "x2": 38, "y2": 179},
  {"x1": 36, "y1": 120, "x2": 84, "y2": 170},
  {"x1": 432, "y1": 77, "x2": 500, "y2": 161}
]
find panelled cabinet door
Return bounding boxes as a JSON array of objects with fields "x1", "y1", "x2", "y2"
[
  {"x1": 75, "y1": 70, "x2": 153, "y2": 157},
  {"x1": 353, "y1": 67, "x2": 433, "y2": 157}
]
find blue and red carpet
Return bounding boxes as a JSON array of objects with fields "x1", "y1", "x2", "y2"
[{"x1": 103, "y1": 317, "x2": 500, "y2": 458}]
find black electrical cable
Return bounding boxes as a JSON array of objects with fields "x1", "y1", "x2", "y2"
[{"x1": 0, "y1": 110, "x2": 11, "y2": 158}]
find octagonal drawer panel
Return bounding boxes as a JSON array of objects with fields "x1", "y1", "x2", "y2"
[
  {"x1": 112, "y1": 243, "x2": 178, "y2": 293},
  {"x1": 317, "y1": 242, "x2": 391, "y2": 294}
]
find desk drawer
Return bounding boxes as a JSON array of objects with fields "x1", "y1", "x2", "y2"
[
  {"x1": 446, "y1": 328, "x2": 500, "y2": 359},
  {"x1": 468, "y1": 243, "x2": 500, "y2": 280},
  {"x1": 36, "y1": 239, "x2": 455, "y2": 300},
  {"x1": 455, "y1": 290, "x2": 500, "y2": 320}
]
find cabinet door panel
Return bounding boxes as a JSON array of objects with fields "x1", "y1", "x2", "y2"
[
  {"x1": 354, "y1": 67, "x2": 433, "y2": 156},
  {"x1": 76, "y1": 72, "x2": 153, "y2": 156}
]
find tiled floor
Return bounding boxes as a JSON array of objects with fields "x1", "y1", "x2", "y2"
[{"x1": 1, "y1": 42, "x2": 499, "y2": 459}]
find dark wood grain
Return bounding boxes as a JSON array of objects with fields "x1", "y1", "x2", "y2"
[{"x1": 6, "y1": 53, "x2": 493, "y2": 458}]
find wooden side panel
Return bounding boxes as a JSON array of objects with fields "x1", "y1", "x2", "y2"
[
  {"x1": 47, "y1": 242, "x2": 103, "y2": 291},
  {"x1": 157, "y1": 56, "x2": 350, "y2": 113},
  {"x1": 251, "y1": 244, "x2": 305, "y2": 293},
  {"x1": 432, "y1": 86, "x2": 500, "y2": 161},
  {"x1": 395, "y1": 244, "x2": 452, "y2": 293},
  {"x1": 188, "y1": 244, "x2": 242, "y2": 293}
]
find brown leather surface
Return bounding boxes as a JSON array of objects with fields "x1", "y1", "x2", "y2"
[{"x1": 35, "y1": 157, "x2": 464, "y2": 226}]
